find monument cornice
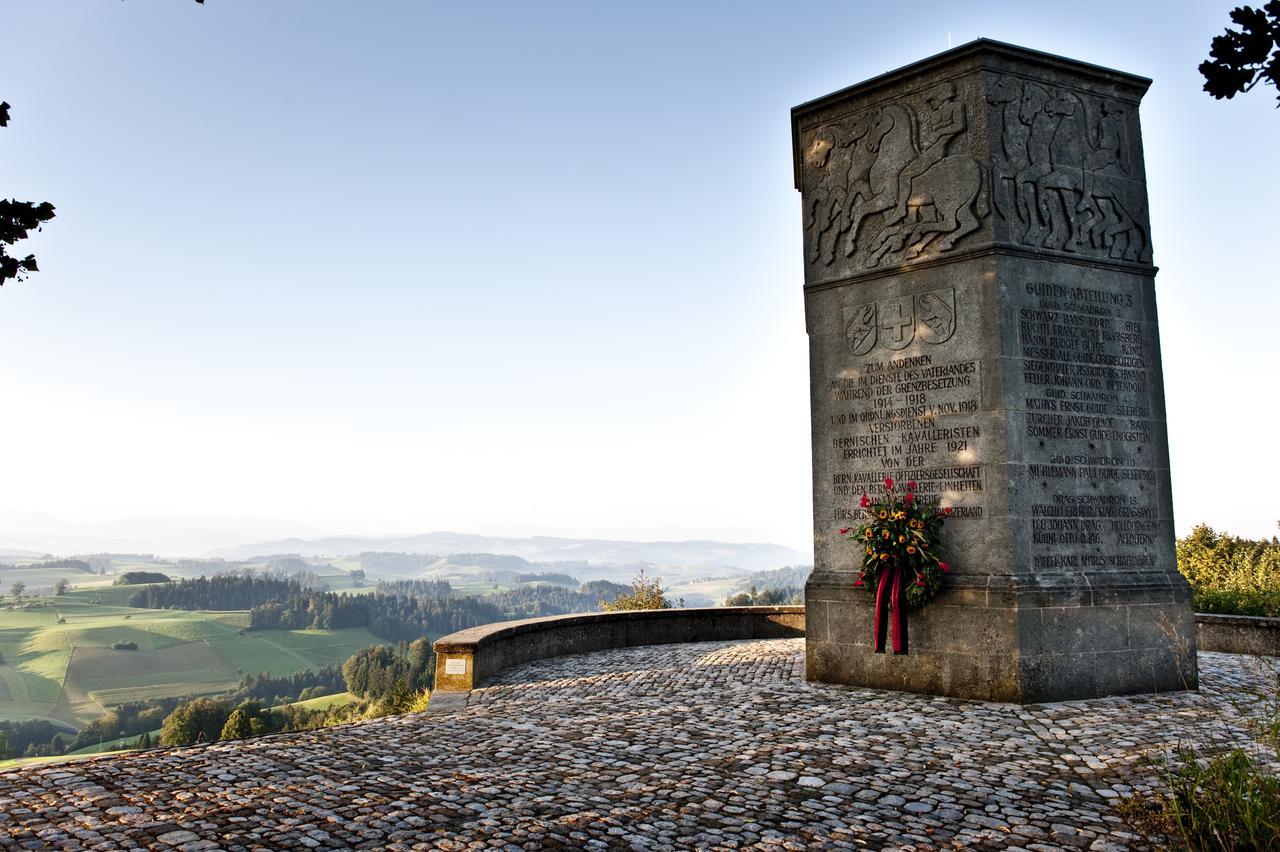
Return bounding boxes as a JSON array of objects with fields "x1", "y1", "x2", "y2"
[{"x1": 801, "y1": 244, "x2": 1158, "y2": 293}]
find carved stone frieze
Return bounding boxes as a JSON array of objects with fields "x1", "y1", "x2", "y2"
[
  {"x1": 801, "y1": 81, "x2": 990, "y2": 275},
  {"x1": 986, "y1": 74, "x2": 1151, "y2": 263}
]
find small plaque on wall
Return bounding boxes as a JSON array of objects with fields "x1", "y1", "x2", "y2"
[{"x1": 444, "y1": 658, "x2": 467, "y2": 675}]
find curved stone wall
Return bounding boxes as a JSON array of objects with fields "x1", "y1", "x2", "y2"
[
  {"x1": 431, "y1": 606, "x2": 804, "y2": 696},
  {"x1": 430, "y1": 606, "x2": 1273, "y2": 712}
]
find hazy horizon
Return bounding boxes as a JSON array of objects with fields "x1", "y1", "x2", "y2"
[
  {"x1": 0, "y1": 506, "x2": 816, "y2": 561},
  {"x1": 2, "y1": 2, "x2": 1277, "y2": 554}
]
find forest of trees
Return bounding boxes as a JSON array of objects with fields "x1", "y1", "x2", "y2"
[
  {"x1": 487, "y1": 580, "x2": 629, "y2": 618},
  {"x1": 128, "y1": 575, "x2": 302, "y2": 611},
  {"x1": 0, "y1": 718, "x2": 74, "y2": 759},
  {"x1": 1177, "y1": 523, "x2": 1280, "y2": 616},
  {"x1": 127, "y1": 574, "x2": 505, "y2": 643},
  {"x1": 357, "y1": 552, "x2": 439, "y2": 574},
  {"x1": 234, "y1": 666, "x2": 346, "y2": 706},
  {"x1": 514, "y1": 572, "x2": 579, "y2": 586},
  {"x1": 249, "y1": 585, "x2": 503, "y2": 642},
  {"x1": 724, "y1": 586, "x2": 801, "y2": 606},
  {"x1": 341, "y1": 638, "x2": 434, "y2": 703},
  {"x1": 0, "y1": 558, "x2": 94, "y2": 575}
]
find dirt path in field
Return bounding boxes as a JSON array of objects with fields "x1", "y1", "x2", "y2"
[{"x1": 50, "y1": 667, "x2": 106, "y2": 729}]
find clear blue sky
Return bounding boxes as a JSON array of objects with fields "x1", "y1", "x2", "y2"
[{"x1": 0, "y1": 1, "x2": 1275, "y2": 554}]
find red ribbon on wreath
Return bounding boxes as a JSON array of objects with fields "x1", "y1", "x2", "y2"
[{"x1": 872, "y1": 560, "x2": 907, "y2": 654}]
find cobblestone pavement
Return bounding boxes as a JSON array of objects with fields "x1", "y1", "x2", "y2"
[{"x1": 0, "y1": 640, "x2": 1274, "y2": 851}]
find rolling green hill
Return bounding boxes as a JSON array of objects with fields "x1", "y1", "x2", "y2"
[{"x1": 0, "y1": 592, "x2": 382, "y2": 730}]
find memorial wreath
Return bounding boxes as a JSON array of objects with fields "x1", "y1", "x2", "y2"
[{"x1": 839, "y1": 477, "x2": 951, "y2": 654}]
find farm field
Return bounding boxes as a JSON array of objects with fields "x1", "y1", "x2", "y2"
[
  {"x1": 268, "y1": 691, "x2": 353, "y2": 713},
  {"x1": 667, "y1": 577, "x2": 739, "y2": 606},
  {"x1": 0, "y1": 590, "x2": 383, "y2": 730}
]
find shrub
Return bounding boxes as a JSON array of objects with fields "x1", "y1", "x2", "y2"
[
  {"x1": 404, "y1": 690, "x2": 432, "y2": 714},
  {"x1": 1177, "y1": 523, "x2": 1280, "y2": 617},
  {"x1": 600, "y1": 568, "x2": 674, "y2": 611},
  {"x1": 111, "y1": 641, "x2": 138, "y2": 651},
  {"x1": 114, "y1": 571, "x2": 171, "y2": 585}
]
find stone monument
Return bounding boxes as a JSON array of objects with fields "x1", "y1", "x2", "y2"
[{"x1": 794, "y1": 40, "x2": 1197, "y2": 702}]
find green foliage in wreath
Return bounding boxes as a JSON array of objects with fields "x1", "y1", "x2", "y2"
[{"x1": 840, "y1": 477, "x2": 952, "y2": 611}]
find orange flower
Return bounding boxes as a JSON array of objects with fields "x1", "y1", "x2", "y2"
[
  {"x1": 906, "y1": 545, "x2": 917, "y2": 554},
  {"x1": 882, "y1": 530, "x2": 890, "y2": 539}
]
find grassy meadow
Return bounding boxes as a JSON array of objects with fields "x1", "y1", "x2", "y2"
[{"x1": 0, "y1": 577, "x2": 381, "y2": 733}]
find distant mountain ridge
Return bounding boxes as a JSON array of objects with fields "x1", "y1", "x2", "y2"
[{"x1": 208, "y1": 531, "x2": 810, "y2": 574}]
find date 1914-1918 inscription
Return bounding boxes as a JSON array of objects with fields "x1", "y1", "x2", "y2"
[{"x1": 826, "y1": 344, "x2": 986, "y2": 522}]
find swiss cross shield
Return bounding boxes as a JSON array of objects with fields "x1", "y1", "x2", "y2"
[
  {"x1": 843, "y1": 303, "x2": 877, "y2": 355},
  {"x1": 916, "y1": 287, "x2": 956, "y2": 345},
  {"x1": 877, "y1": 297, "x2": 915, "y2": 350}
]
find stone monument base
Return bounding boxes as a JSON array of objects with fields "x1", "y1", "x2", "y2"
[{"x1": 805, "y1": 569, "x2": 1197, "y2": 703}]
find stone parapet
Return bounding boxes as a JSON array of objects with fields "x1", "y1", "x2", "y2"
[
  {"x1": 1196, "y1": 613, "x2": 1280, "y2": 657},
  {"x1": 430, "y1": 606, "x2": 805, "y2": 698}
]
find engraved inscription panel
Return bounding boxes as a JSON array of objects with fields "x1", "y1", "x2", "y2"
[
  {"x1": 823, "y1": 283, "x2": 985, "y2": 527},
  {"x1": 1014, "y1": 278, "x2": 1164, "y2": 571}
]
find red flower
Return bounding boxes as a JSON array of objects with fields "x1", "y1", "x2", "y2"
[
  {"x1": 943, "y1": 507, "x2": 953, "y2": 516},
  {"x1": 884, "y1": 477, "x2": 895, "y2": 491},
  {"x1": 939, "y1": 561, "x2": 950, "y2": 573},
  {"x1": 903, "y1": 493, "x2": 914, "y2": 505},
  {"x1": 853, "y1": 576, "x2": 865, "y2": 587},
  {"x1": 907, "y1": 481, "x2": 918, "y2": 491},
  {"x1": 915, "y1": 577, "x2": 925, "y2": 587},
  {"x1": 859, "y1": 493, "x2": 871, "y2": 508},
  {"x1": 838, "y1": 527, "x2": 850, "y2": 535}
]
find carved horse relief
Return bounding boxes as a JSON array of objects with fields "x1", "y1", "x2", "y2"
[
  {"x1": 803, "y1": 113, "x2": 877, "y2": 265},
  {"x1": 803, "y1": 128, "x2": 841, "y2": 262},
  {"x1": 988, "y1": 74, "x2": 1031, "y2": 224},
  {"x1": 840, "y1": 104, "x2": 918, "y2": 258},
  {"x1": 802, "y1": 84, "x2": 989, "y2": 272},
  {"x1": 986, "y1": 75, "x2": 1151, "y2": 263},
  {"x1": 1023, "y1": 89, "x2": 1089, "y2": 252},
  {"x1": 867, "y1": 155, "x2": 987, "y2": 266},
  {"x1": 1074, "y1": 100, "x2": 1150, "y2": 261}
]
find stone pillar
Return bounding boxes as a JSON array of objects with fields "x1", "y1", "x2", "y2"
[{"x1": 794, "y1": 40, "x2": 1197, "y2": 702}]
